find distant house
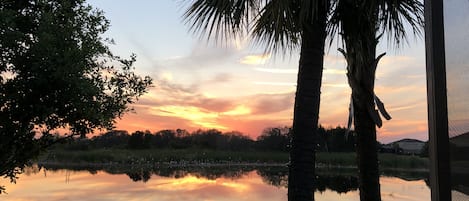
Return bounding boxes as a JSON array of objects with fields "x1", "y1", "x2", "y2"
[
  {"x1": 379, "y1": 143, "x2": 401, "y2": 153},
  {"x1": 450, "y1": 132, "x2": 469, "y2": 161},
  {"x1": 391, "y1": 139, "x2": 426, "y2": 155},
  {"x1": 380, "y1": 139, "x2": 426, "y2": 155}
]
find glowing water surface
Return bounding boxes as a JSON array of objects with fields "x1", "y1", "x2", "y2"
[{"x1": 2, "y1": 167, "x2": 430, "y2": 201}]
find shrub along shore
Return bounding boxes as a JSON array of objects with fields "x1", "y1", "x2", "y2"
[
  {"x1": 39, "y1": 127, "x2": 428, "y2": 171},
  {"x1": 38, "y1": 149, "x2": 429, "y2": 171}
]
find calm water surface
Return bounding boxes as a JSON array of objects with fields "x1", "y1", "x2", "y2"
[{"x1": 2, "y1": 166, "x2": 430, "y2": 201}]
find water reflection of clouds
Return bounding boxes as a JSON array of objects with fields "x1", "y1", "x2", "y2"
[
  {"x1": 2, "y1": 169, "x2": 430, "y2": 201},
  {"x1": 3, "y1": 171, "x2": 288, "y2": 201},
  {"x1": 380, "y1": 177, "x2": 430, "y2": 201}
]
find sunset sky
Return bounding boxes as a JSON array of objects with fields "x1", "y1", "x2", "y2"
[{"x1": 88, "y1": 0, "x2": 428, "y2": 143}]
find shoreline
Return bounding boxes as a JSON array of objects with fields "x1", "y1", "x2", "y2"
[
  {"x1": 37, "y1": 148, "x2": 429, "y2": 171},
  {"x1": 35, "y1": 161, "x2": 429, "y2": 173}
]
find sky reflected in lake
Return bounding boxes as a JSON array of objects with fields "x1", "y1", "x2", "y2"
[{"x1": 1, "y1": 168, "x2": 430, "y2": 201}]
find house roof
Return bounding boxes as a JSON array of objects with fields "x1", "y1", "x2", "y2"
[
  {"x1": 450, "y1": 132, "x2": 469, "y2": 147},
  {"x1": 391, "y1": 138, "x2": 425, "y2": 144}
]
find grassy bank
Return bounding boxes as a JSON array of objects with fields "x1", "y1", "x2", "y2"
[
  {"x1": 40, "y1": 149, "x2": 289, "y2": 164},
  {"x1": 38, "y1": 149, "x2": 428, "y2": 170}
]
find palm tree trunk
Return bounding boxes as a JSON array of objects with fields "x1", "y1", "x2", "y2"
[
  {"x1": 337, "y1": 1, "x2": 382, "y2": 199},
  {"x1": 288, "y1": 3, "x2": 327, "y2": 201},
  {"x1": 353, "y1": 91, "x2": 381, "y2": 201},
  {"x1": 345, "y1": 32, "x2": 382, "y2": 201}
]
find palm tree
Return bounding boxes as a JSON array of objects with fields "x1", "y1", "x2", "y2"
[
  {"x1": 328, "y1": 0, "x2": 424, "y2": 200},
  {"x1": 182, "y1": 0, "x2": 329, "y2": 200}
]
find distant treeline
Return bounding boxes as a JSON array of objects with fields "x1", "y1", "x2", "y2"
[{"x1": 55, "y1": 126, "x2": 360, "y2": 153}]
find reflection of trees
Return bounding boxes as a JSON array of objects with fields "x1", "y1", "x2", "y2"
[
  {"x1": 23, "y1": 165, "x2": 42, "y2": 176},
  {"x1": 256, "y1": 167, "x2": 289, "y2": 188},
  {"x1": 150, "y1": 166, "x2": 256, "y2": 181},
  {"x1": 126, "y1": 170, "x2": 151, "y2": 183},
  {"x1": 257, "y1": 167, "x2": 359, "y2": 193},
  {"x1": 40, "y1": 164, "x2": 255, "y2": 181},
  {"x1": 315, "y1": 175, "x2": 358, "y2": 194},
  {"x1": 42, "y1": 164, "x2": 101, "y2": 176},
  {"x1": 380, "y1": 170, "x2": 428, "y2": 182},
  {"x1": 37, "y1": 164, "x2": 430, "y2": 194}
]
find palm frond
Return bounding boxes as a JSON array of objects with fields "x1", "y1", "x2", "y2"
[
  {"x1": 251, "y1": 0, "x2": 302, "y2": 53},
  {"x1": 326, "y1": 0, "x2": 360, "y2": 46},
  {"x1": 182, "y1": 0, "x2": 259, "y2": 43},
  {"x1": 378, "y1": 0, "x2": 424, "y2": 46},
  {"x1": 327, "y1": 0, "x2": 424, "y2": 47},
  {"x1": 183, "y1": 0, "x2": 328, "y2": 53}
]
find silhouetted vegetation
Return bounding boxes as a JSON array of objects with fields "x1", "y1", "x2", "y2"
[
  {"x1": 316, "y1": 126, "x2": 357, "y2": 152},
  {"x1": 37, "y1": 126, "x2": 430, "y2": 172},
  {"x1": 51, "y1": 126, "x2": 356, "y2": 153},
  {"x1": 42, "y1": 148, "x2": 289, "y2": 164},
  {"x1": 0, "y1": 0, "x2": 151, "y2": 188}
]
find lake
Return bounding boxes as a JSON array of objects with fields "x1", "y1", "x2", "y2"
[{"x1": 1, "y1": 165, "x2": 430, "y2": 201}]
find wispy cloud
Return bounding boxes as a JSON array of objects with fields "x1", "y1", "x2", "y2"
[
  {"x1": 161, "y1": 44, "x2": 238, "y2": 69},
  {"x1": 207, "y1": 73, "x2": 233, "y2": 83},
  {"x1": 247, "y1": 92, "x2": 294, "y2": 115},
  {"x1": 221, "y1": 105, "x2": 251, "y2": 116},
  {"x1": 239, "y1": 53, "x2": 271, "y2": 65},
  {"x1": 379, "y1": 55, "x2": 416, "y2": 66},
  {"x1": 252, "y1": 67, "x2": 345, "y2": 75},
  {"x1": 254, "y1": 68, "x2": 296, "y2": 74},
  {"x1": 150, "y1": 105, "x2": 226, "y2": 130},
  {"x1": 324, "y1": 68, "x2": 346, "y2": 75},
  {"x1": 160, "y1": 71, "x2": 174, "y2": 81},
  {"x1": 117, "y1": 76, "x2": 297, "y2": 135},
  {"x1": 253, "y1": 81, "x2": 296, "y2": 86},
  {"x1": 387, "y1": 102, "x2": 422, "y2": 112},
  {"x1": 324, "y1": 55, "x2": 346, "y2": 63}
]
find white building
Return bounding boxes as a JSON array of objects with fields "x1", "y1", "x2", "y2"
[{"x1": 392, "y1": 139, "x2": 426, "y2": 155}]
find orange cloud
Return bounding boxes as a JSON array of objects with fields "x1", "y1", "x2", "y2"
[
  {"x1": 253, "y1": 81, "x2": 295, "y2": 86},
  {"x1": 112, "y1": 65, "x2": 428, "y2": 143},
  {"x1": 240, "y1": 53, "x2": 271, "y2": 65},
  {"x1": 115, "y1": 90, "x2": 296, "y2": 137},
  {"x1": 221, "y1": 105, "x2": 251, "y2": 116},
  {"x1": 254, "y1": 67, "x2": 296, "y2": 74}
]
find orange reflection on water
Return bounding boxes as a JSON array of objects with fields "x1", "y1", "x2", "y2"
[
  {"x1": 314, "y1": 176, "x2": 430, "y2": 201},
  {"x1": 380, "y1": 177, "x2": 430, "y2": 201},
  {"x1": 1, "y1": 169, "x2": 430, "y2": 201},
  {"x1": 1, "y1": 170, "x2": 287, "y2": 201},
  {"x1": 145, "y1": 175, "x2": 248, "y2": 193}
]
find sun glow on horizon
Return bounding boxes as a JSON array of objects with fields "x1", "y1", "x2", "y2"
[
  {"x1": 148, "y1": 104, "x2": 255, "y2": 131},
  {"x1": 87, "y1": 0, "x2": 428, "y2": 143},
  {"x1": 150, "y1": 105, "x2": 226, "y2": 130},
  {"x1": 222, "y1": 105, "x2": 251, "y2": 116}
]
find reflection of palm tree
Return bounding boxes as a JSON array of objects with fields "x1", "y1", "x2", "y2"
[
  {"x1": 328, "y1": 0, "x2": 423, "y2": 200},
  {"x1": 182, "y1": 1, "x2": 328, "y2": 200},
  {"x1": 257, "y1": 167, "x2": 359, "y2": 194}
]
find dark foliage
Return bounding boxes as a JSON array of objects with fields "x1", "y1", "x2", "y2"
[
  {"x1": 54, "y1": 125, "x2": 355, "y2": 153},
  {"x1": 256, "y1": 127, "x2": 290, "y2": 152},
  {"x1": 317, "y1": 126, "x2": 356, "y2": 152},
  {"x1": 0, "y1": 0, "x2": 151, "y2": 187}
]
